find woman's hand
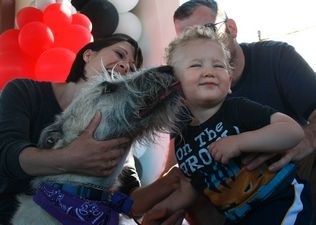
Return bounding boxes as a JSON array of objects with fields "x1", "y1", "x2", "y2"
[
  {"x1": 60, "y1": 112, "x2": 131, "y2": 176},
  {"x1": 19, "y1": 112, "x2": 130, "y2": 176},
  {"x1": 130, "y1": 166, "x2": 185, "y2": 217},
  {"x1": 142, "y1": 208, "x2": 185, "y2": 225},
  {"x1": 162, "y1": 166, "x2": 186, "y2": 188}
]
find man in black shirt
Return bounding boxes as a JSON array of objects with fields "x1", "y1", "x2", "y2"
[{"x1": 160, "y1": 1, "x2": 316, "y2": 224}]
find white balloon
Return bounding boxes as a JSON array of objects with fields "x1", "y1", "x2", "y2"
[
  {"x1": 108, "y1": 0, "x2": 139, "y2": 13},
  {"x1": 115, "y1": 12, "x2": 142, "y2": 41},
  {"x1": 57, "y1": 0, "x2": 77, "y2": 14},
  {"x1": 30, "y1": 0, "x2": 76, "y2": 14},
  {"x1": 30, "y1": 0, "x2": 55, "y2": 10}
]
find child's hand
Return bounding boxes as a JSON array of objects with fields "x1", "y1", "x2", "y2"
[{"x1": 208, "y1": 135, "x2": 241, "y2": 164}]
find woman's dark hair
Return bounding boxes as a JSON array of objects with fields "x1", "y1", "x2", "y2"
[{"x1": 66, "y1": 33, "x2": 143, "y2": 82}]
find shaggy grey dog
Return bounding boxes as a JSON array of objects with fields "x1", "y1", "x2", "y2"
[{"x1": 11, "y1": 66, "x2": 185, "y2": 225}]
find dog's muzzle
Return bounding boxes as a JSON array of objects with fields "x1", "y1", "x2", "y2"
[{"x1": 139, "y1": 81, "x2": 181, "y2": 118}]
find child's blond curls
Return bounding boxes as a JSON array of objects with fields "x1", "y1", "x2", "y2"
[{"x1": 165, "y1": 25, "x2": 233, "y2": 73}]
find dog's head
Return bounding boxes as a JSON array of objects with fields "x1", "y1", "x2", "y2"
[
  {"x1": 91, "y1": 65, "x2": 184, "y2": 142},
  {"x1": 38, "y1": 65, "x2": 185, "y2": 148}
]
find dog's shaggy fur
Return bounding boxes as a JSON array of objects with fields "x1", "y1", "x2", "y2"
[{"x1": 11, "y1": 66, "x2": 185, "y2": 225}]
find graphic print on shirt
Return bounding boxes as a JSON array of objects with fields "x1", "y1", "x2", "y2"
[
  {"x1": 176, "y1": 120, "x2": 276, "y2": 212},
  {"x1": 175, "y1": 98, "x2": 298, "y2": 221}
]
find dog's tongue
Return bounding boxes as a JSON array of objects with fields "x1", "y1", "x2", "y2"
[{"x1": 139, "y1": 81, "x2": 181, "y2": 118}]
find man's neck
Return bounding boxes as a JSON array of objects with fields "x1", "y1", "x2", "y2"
[{"x1": 231, "y1": 43, "x2": 245, "y2": 87}]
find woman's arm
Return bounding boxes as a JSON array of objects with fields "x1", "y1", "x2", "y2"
[
  {"x1": 149, "y1": 175, "x2": 198, "y2": 214},
  {"x1": 19, "y1": 112, "x2": 129, "y2": 176},
  {"x1": 142, "y1": 208, "x2": 185, "y2": 225},
  {"x1": 129, "y1": 166, "x2": 185, "y2": 217},
  {"x1": 268, "y1": 109, "x2": 316, "y2": 172},
  {"x1": 210, "y1": 112, "x2": 304, "y2": 164},
  {"x1": 133, "y1": 170, "x2": 197, "y2": 225},
  {"x1": 161, "y1": 138, "x2": 178, "y2": 175}
]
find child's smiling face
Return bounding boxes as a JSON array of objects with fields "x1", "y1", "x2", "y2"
[{"x1": 172, "y1": 39, "x2": 232, "y2": 109}]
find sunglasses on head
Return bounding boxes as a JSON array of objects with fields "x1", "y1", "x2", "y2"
[{"x1": 204, "y1": 19, "x2": 227, "y2": 32}]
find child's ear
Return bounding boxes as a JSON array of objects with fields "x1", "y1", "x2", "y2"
[{"x1": 228, "y1": 76, "x2": 232, "y2": 94}]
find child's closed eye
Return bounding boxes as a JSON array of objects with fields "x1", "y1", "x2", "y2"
[
  {"x1": 213, "y1": 63, "x2": 225, "y2": 69},
  {"x1": 189, "y1": 64, "x2": 201, "y2": 68}
]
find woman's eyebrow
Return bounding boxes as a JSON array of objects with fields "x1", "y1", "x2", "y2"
[{"x1": 117, "y1": 45, "x2": 129, "y2": 55}]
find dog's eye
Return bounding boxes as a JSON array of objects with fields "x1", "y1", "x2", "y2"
[
  {"x1": 44, "y1": 136, "x2": 57, "y2": 148},
  {"x1": 47, "y1": 137, "x2": 55, "y2": 144},
  {"x1": 100, "y1": 81, "x2": 117, "y2": 94},
  {"x1": 102, "y1": 82, "x2": 117, "y2": 94}
]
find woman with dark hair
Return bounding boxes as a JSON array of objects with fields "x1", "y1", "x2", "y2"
[
  {"x1": 67, "y1": 33, "x2": 143, "y2": 82},
  {"x1": 0, "y1": 33, "x2": 144, "y2": 224}
]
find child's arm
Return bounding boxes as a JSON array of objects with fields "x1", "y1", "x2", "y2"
[{"x1": 210, "y1": 112, "x2": 304, "y2": 164}]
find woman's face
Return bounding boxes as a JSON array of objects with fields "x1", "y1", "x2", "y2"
[{"x1": 83, "y1": 41, "x2": 137, "y2": 79}]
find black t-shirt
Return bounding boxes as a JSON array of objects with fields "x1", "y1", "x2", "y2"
[
  {"x1": 0, "y1": 79, "x2": 61, "y2": 223},
  {"x1": 175, "y1": 98, "x2": 297, "y2": 221},
  {"x1": 0, "y1": 79, "x2": 61, "y2": 180},
  {"x1": 232, "y1": 41, "x2": 316, "y2": 125},
  {"x1": 175, "y1": 97, "x2": 276, "y2": 178}
]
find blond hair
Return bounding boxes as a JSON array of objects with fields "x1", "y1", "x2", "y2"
[{"x1": 165, "y1": 25, "x2": 232, "y2": 73}]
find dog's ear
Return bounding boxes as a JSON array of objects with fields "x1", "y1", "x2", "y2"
[
  {"x1": 38, "y1": 121, "x2": 63, "y2": 149},
  {"x1": 155, "y1": 65, "x2": 174, "y2": 75}
]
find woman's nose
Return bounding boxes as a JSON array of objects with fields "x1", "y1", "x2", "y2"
[{"x1": 114, "y1": 61, "x2": 130, "y2": 75}]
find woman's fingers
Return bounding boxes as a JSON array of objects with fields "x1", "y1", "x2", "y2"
[
  {"x1": 242, "y1": 153, "x2": 276, "y2": 171},
  {"x1": 84, "y1": 111, "x2": 102, "y2": 136}
]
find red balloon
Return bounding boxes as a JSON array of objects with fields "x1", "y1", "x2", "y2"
[
  {"x1": 43, "y1": 3, "x2": 72, "y2": 33},
  {"x1": 16, "y1": 7, "x2": 43, "y2": 29},
  {"x1": 35, "y1": 48, "x2": 75, "y2": 82},
  {"x1": 54, "y1": 24, "x2": 93, "y2": 54},
  {"x1": 71, "y1": 13, "x2": 92, "y2": 31},
  {"x1": 18, "y1": 21, "x2": 54, "y2": 57},
  {"x1": 0, "y1": 29, "x2": 20, "y2": 52},
  {"x1": 0, "y1": 51, "x2": 34, "y2": 89}
]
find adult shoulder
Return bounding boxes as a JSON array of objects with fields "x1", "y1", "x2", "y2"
[
  {"x1": 240, "y1": 40, "x2": 294, "y2": 54},
  {"x1": 2, "y1": 78, "x2": 52, "y2": 99},
  {"x1": 3, "y1": 78, "x2": 44, "y2": 91}
]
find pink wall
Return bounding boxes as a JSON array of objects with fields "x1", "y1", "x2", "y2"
[
  {"x1": 132, "y1": 1, "x2": 180, "y2": 184},
  {"x1": 133, "y1": 0, "x2": 178, "y2": 67}
]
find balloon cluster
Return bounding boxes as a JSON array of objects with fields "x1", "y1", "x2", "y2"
[
  {"x1": 0, "y1": 3, "x2": 92, "y2": 89},
  {"x1": 109, "y1": 0, "x2": 142, "y2": 41},
  {"x1": 77, "y1": 0, "x2": 119, "y2": 39},
  {"x1": 71, "y1": 0, "x2": 142, "y2": 41}
]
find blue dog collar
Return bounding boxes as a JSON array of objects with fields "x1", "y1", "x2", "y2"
[{"x1": 46, "y1": 182, "x2": 133, "y2": 215}]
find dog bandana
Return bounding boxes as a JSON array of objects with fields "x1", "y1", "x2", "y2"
[{"x1": 33, "y1": 183, "x2": 132, "y2": 225}]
